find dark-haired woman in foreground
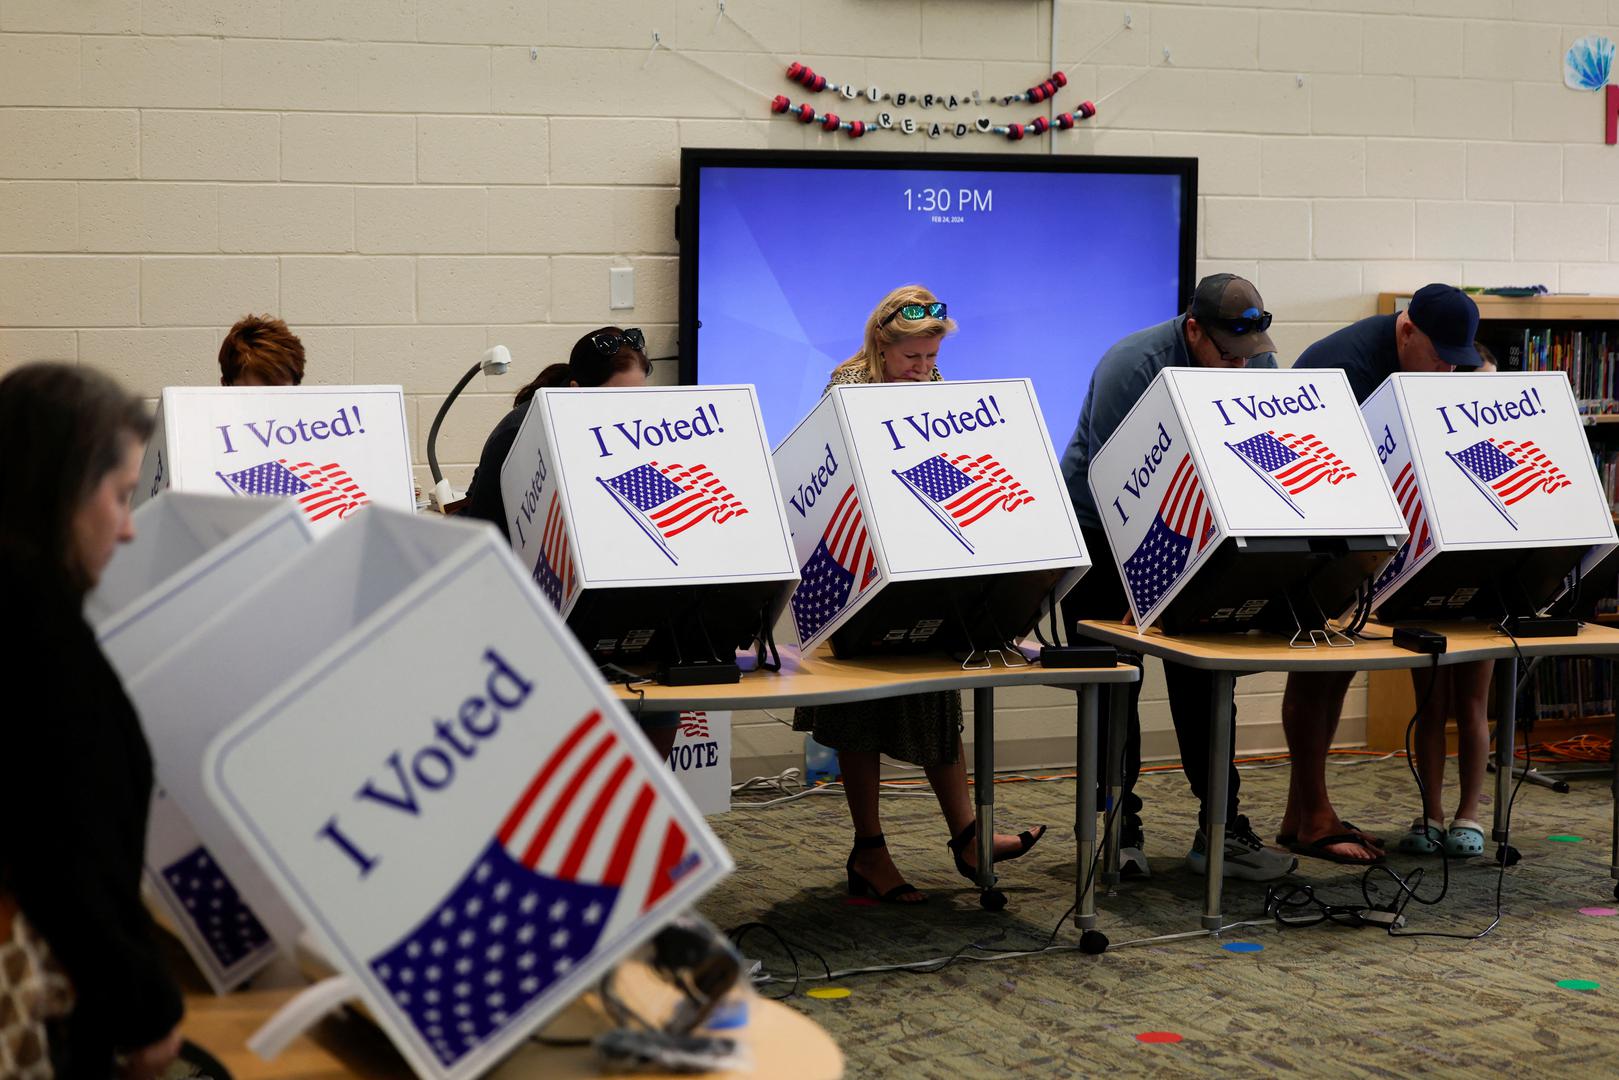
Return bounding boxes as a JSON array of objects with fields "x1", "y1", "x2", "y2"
[{"x1": 0, "y1": 363, "x2": 183, "y2": 1078}]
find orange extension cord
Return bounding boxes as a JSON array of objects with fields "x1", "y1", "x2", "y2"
[{"x1": 1515, "y1": 735, "x2": 1614, "y2": 763}]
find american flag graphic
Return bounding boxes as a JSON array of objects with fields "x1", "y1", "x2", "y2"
[
  {"x1": 791, "y1": 484, "x2": 878, "y2": 643},
  {"x1": 678, "y1": 711, "x2": 710, "y2": 739},
  {"x1": 597, "y1": 462, "x2": 747, "y2": 565},
  {"x1": 1372, "y1": 461, "x2": 1431, "y2": 595},
  {"x1": 1123, "y1": 454, "x2": 1216, "y2": 617},
  {"x1": 531, "y1": 491, "x2": 575, "y2": 612},
  {"x1": 369, "y1": 710, "x2": 699, "y2": 1069},
  {"x1": 216, "y1": 459, "x2": 369, "y2": 523},
  {"x1": 1228, "y1": 431, "x2": 1356, "y2": 496},
  {"x1": 1451, "y1": 438, "x2": 1570, "y2": 509},
  {"x1": 892, "y1": 452, "x2": 1034, "y2": 554},
  {"x1": 159, "y1": 846, "x2": 272, "y2": 971}
]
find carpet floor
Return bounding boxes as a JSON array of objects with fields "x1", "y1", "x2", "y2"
[{"x1": 697, "y1": 754, "x2": 1619, "y2": 1078}]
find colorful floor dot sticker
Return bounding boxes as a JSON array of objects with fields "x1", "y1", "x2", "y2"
[
  {"x1": 1136, "y1": 1032, "x2": 1183, "y2": 1044},
  {"x1": 1548, "y1": 835, "x2": 1585, "y2": 843},
  {"x1": 1221, "y1": 942, "x2": 1264, "y2": 953},
  {"x1": 1557, "y1": 979, "x2": 1601, "y2": 992},
  {"x1": 1580, "y1": 907, "x2": 1619, "y2": 917},
  {"x1": 807, "y1": 987, "x2": 852, "y2": 1000}
]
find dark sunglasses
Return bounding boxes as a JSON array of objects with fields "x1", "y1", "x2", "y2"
[
  {"x1": 880, "y1": 302, "x2": 948, "y2": 328},
  {"x1": 1217, "y1": 308, "x2": 1272, "y2": 336},
  {"x1": 588, "y1": 327, "x2": 646, "y2": 355}
]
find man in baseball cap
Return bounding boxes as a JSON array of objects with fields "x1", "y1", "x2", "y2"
[
  {"x1": 1275, "y1": 283, "x2": 1482, "y2": 868},
  {"x1": 1056, "y1": 273, "x2": 1298, "y2": 884},
  {"x1": 1188, "y1": 272, "x2": 1278, "y2": 361}
]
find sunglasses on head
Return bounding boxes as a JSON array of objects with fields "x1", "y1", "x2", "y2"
[
  {"x1": 880, "y1": 301, "x2": 948, "y2": 328},
  {"x1": 1216, "y1": 308, "x2": 1272, "y2": 336},
  {"x1": 588, "y1": 327, "x2": 646, "y2": 356}
]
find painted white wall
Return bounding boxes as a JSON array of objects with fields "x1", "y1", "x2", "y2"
[{"x1": 6, "y1": 0, "x2": 1615, "y2": 775}]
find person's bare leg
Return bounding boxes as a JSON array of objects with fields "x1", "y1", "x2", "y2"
[
  {"x1": 1450, "y1": 660, "x2": 1494, "y2": 824},
  {"x1": 1281, "y1": 670, "x2": 1380, "y2": 860},
  {"x1": 924, "y1": 736, "x2": 1046, "y2": 868},
  {"x1": 839, "y1": 750, "x2": 922, "y2": 900},
  {"x1": 1411, "y1": 666, "x2": 1451, "y2": 826}
]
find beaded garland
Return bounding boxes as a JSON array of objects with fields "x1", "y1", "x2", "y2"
[{"x1": 774, "y1": 61, "x2": 1096, "y2": 141}]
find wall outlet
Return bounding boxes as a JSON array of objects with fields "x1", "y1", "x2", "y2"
[{"x1": 609, "y1": 265, "x2": 635, "y2": 310}]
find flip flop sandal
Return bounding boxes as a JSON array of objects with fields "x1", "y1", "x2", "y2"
[
  {"x1": 1277, "y1": 820, "x2": 1386, "y2": 850},
  {"x1": 1444, "y1": 818, "x2": 1486, "y2": 858},
  {"x1": 1284, "y1": 832, "x2": 1386, "y2": 866},
  {"x1": 1395, "y1": 817, "x2": 1445, "y2": 856}
]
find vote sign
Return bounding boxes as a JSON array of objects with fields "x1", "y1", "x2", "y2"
[
  {"x1": 1362, "y1": 372, "x2": 1617, "y2": 611},
  {"x1": 199, "y1": 511, "x2": 730, "y2": 1080},
  {"x1": 773, "y1": 379, "x2": 1088, "y2": 650},
  {"x1": 89, "y1": 493, "x2": 314, "y2": 993},
  {"x1": 668, "y1": 710, "x2": 731, "y2": 815},
  {"x1": 1089, "y1": 367, "x2": 1406, "y2": 629},
  {"x1": 136, "y1": 385, "x2": 414, "y2": 534},
  {"x1": 498, "y1": 386, "x2": 798, "y2": 614}
]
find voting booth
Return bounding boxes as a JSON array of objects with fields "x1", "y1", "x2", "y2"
[
  {"x1": 87, "y1": 492, "x2": 315, "y2": 992},
  {"x1": 1364, "y1": 372, "x2": 1618, "y2": 621},
  {"x1": 124, "y1": 509, "x2": 728, "y2": 1077},
  {"x1": 499, "y1": 386, "x2": 798, "y2": 674},
  {"x1": 1089, "y1": 367, "x2": 1407, "y2": 634},
  {"x1": 136, "y1": 385, "x2": 415, "y2": 534},
  {"x1": 773, "y1": 379, "x2": 1088, "y2": 657}
]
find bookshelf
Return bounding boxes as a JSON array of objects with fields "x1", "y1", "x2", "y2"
[{"x1": 1364, "y1": 292, "x2": 1619, "y2": 751}]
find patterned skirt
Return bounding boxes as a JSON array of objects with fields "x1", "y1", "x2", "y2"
[{"x1": 792, "y1": 691, "x2": 963, "y2": 768}]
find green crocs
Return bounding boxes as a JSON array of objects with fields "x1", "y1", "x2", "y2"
[
  {"x1": 1445, "y1": 819, "x2": 1486, "y2": 858},
  {"x1": 1396, "y1": 817, "x2": 1445, "y2": 856}
]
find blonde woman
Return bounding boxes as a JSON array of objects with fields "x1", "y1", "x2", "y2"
[{"x1": 794, "y1": 286, "x2": 1046, "y2": 904}]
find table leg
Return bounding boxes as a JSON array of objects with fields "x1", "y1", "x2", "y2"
[
  {"x1": 1202, "y1": 672, "x2": 1235, "y2": 931},
  {"x1": 1102, "y1": 684, "x2": 1126, "y2": 887},
  {"x1": 973, "y1": 686, "x2": 996, "y2": 892},
  {"x1": 1492, "y1": 656, "x2": 1517, "y2": 844},
  {"x1": 1610, "y1": 707, "x2": 1619, "y2": 894},
  {"x1": 1074, "y1": 685, "x2": 1099, "y2": 929}
]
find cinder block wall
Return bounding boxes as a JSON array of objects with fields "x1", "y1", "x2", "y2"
[{"x1": 4, "y1": 1, "x2": 1615, "y2": 782}]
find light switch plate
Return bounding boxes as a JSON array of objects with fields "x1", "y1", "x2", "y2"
[{"x1": 609, "y1": 266, "x2": 635, "y2": 310}]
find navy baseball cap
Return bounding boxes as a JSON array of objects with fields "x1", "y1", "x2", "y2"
[{"x1": 1407, "y1": 284, "x2": 1481, "y2": 369}]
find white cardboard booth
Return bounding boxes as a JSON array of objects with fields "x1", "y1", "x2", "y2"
[
  {"x1": 1088, "y1": 367, "x2": 1407, "y2": 633},
  {"x1": 1363, "y1": 371, "x2": 1618, "y2": 620},
  {"x1": 773, "y1": 379, "x2": 1088, "y2": 656},
  {"x1": 88, "y1": 493, "x2": 315, "y2": 993},
  {"x1": 173, "y1": 509, "x2": 728, "y2": 1080},
  {"x1": 136, "y1": 385, "x2": 415, "y2": 534},
  {"x1": 498, "y1": 385, "x2": 798, "y2": 667},
  {"x1": 668, "y1": 710, "x2": 731, "y2": 815}
]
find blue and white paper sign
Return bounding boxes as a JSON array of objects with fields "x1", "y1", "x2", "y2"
[
  {"x1": 497, "y1": 386, "x2": 797, "y2": 615},
  {"x1": 773, "y1": 379, "x2": 1089, "y2": 649},
  {"x1": 1362, "y1": 372, "x2": 1617, "y2": 611},
  {"x1": 89, "y1": 492, "x2": 314, "y2": 993},
  {"x1": 1089, "y1": 368, "x2": 1406, "y2": 629},
  {"x1": 196, "y1": 510, "x2": 730, "y2": 1080},
  {"x1": 136, "y1": 385, "x2": 414, "y2": 534}
]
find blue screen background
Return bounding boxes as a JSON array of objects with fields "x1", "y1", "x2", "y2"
[{"x1": 691, "y1": 164, "x2": 1186, "y2": 449}]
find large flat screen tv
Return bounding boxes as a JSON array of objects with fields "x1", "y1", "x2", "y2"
[{"x1": 677, "y1": 148, "x2": 1197, "y2": 450}]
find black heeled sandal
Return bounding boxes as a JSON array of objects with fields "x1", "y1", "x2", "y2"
[
  {"x1": 947, "y1": 821, "x2": 1049, "y2": 882},
  {"x1": 846, "y1": 833, "x2": 926, "y2": 904}
]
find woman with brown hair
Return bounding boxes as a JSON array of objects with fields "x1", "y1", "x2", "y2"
[
  {"x1": 794, "y1": 286, "x2": 1046, "y2": 904},
  {"x1": 0, "y1": 363, "x2": 183, "y2": 1078},
  {"x1": 218, "y1": 314, "x2": 306, "y2": 387}
]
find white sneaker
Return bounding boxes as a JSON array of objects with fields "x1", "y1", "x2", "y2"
[{"x1": 1187, "y1": 816, "x2": 1297, "y2": 882}]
